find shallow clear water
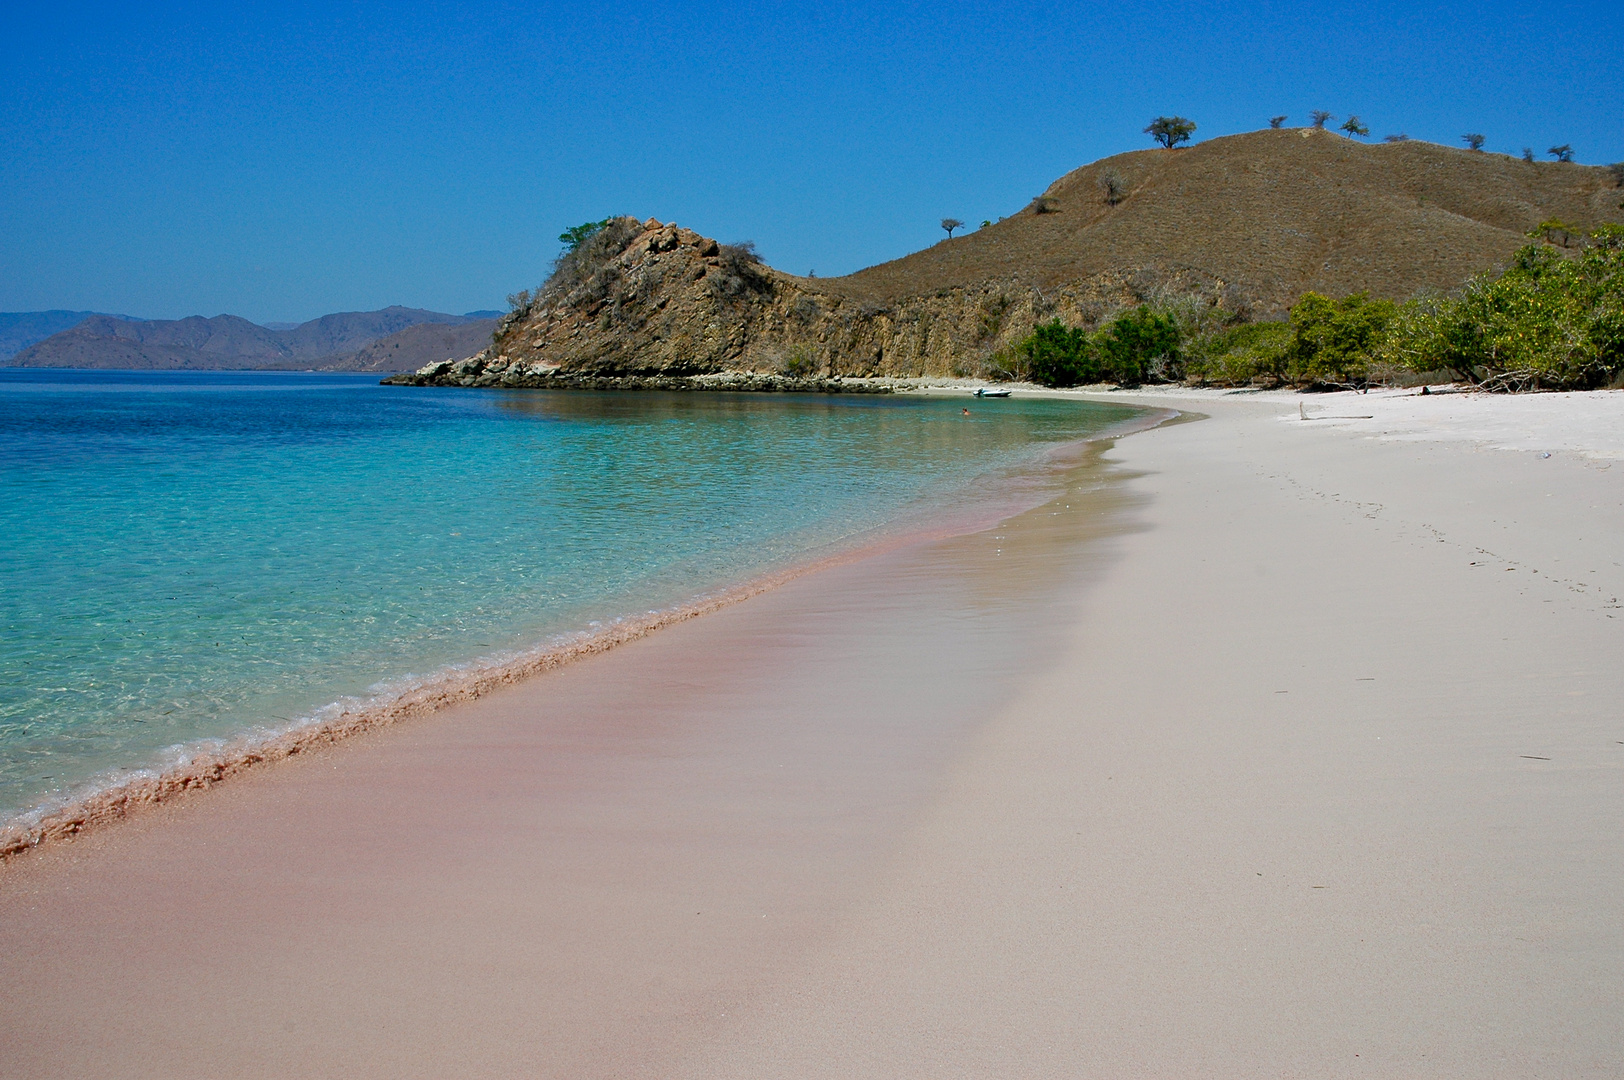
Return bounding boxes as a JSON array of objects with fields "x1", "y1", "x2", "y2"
[{"x1": 0, "y1": 370, "x2": 1141, "y2": 818}]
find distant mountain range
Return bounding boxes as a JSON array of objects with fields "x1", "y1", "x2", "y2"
[
  {"x1": 3, "y1": 306, "x2": 502, "y2": 371},
  {"x1": 0, "y1": 310, "x2": 144, "y2": 360}
]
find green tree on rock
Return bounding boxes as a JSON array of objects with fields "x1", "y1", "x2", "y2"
[{"x1": 558, "y1": 219, "x2": 612, "y2": 253}]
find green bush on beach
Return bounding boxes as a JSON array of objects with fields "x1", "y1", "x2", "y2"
[
  {"x1": 1376, "y1": 226, "x2": 1624, "y2": 390},
  {"x1": 1183, "y1": 321, "x2": 1293, "y2": 385},
  {"x1": 1016, "y1": 306, "x2": 1183, "y2": 388},
  {"x1": 1018, "y1": 319, "x2": 1095, "y2": 387},
  {"x1": 1181, "y1": 225, "x2": 1624, "y2": 391}
]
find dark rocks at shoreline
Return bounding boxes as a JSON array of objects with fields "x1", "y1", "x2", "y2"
[{"x1": 381, "y1": 359, "x2": 895, "y2": 394}]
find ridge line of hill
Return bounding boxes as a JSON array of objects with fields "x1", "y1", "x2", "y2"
[
  {"x1": 5, "y1": 306, "x2": 503, "y2": 371},
  {"x1": 394, "y1": 129, "x2": 1622, "y2": 391}
]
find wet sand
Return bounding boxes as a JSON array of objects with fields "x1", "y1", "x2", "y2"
[
  {"x1": 3, "y1": 395, "x2": 1623, "y2": 1077},
  {"x1": 0, "y1": 440, "x2": 1141, "y2": 1077}
]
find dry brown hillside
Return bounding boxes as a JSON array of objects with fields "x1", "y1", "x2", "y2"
[
  {"x1": 826, "y1": 128, "x2": 1622, "y2": 311},
  {"x1": 394, "y1": 130, "x2": 1623, "y2": 390}
]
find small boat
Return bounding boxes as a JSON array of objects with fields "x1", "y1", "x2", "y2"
[{"x1": 973, "y1": 388, "x2": 1011, "y2": 398}]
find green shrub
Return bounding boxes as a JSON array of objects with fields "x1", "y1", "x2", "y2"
[
  {"x1": 1185, "y1": 321, "x2": 1292, "y2": 384},
  {"x1": 558, "y1": 219, "x2": 612, "y2": 254},
  {"x1": 1379, "y1": 227, "x2": 1624, "y2": 390},
  {"x1": 1182, "y1": 294, "x2": 1392, "y2": 387},
  {"x1": 1098, "y1": 306, "x2": 1181, "y2": 385},
  {"x1": 780, "y1": 350, "x2": 818, "y2": 377},
  {"x1": 1014, "y1": 306, "x2": 1184, "y2": 387},
  {"x1": 1287, "y1": 291, "x2": 1396, "y2": 385},
  {"x1": 1017, "y1": 319, "x2": 1096, "y2": 386}
]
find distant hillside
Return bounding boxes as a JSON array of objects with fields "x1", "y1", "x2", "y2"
[
  {"x1": 394, "y1": 131, "x2": 1623, "y2": 390},
  {"x1": 8, "y1": 307, "x2": 499, "y2": 370},
  {"x1": 342, "y1": 318, "x2": 499, "y2": 372},
  {"x1": 0, "y1": 311, "x2": 142, "y2": 360},
  {"x1": 829, "y1": 127, "x2": 1623, "y2": 311}
]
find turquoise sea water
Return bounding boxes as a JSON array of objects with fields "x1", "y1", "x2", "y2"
[{"x1": 0, "y1": 370, "x2": 1141, "y2": 821}]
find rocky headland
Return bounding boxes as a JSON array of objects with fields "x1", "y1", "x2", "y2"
[
  {"x1": 384, "y1": 217, "x2": 1173, "y2": 392},
  {"x1": 388, "y1": 129, "x2": 1622, "y2": 392}
]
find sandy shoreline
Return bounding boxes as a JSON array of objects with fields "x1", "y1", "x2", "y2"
[
  {"x1": 2, "y1": 389, "x2": 1622, "y2": 1075},
  {"x1": 0, "y1": 404, "x2": 1165, "y2": 862}
]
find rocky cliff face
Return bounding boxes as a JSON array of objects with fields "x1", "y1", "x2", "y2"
[{"x1": 388, "y1": 217, "x2": 1185, "y2": 390}]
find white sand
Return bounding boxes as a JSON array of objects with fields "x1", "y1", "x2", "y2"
[
  {"x1": 672, "y1": 389, "x2": 1624, "y2": 1077},
  {"x1": 2, "y1": 390, "x2": 1621, "y2": 1077},
  {"x1": 1069, "y1": 383, "x2": 1624, "y2": 459}
]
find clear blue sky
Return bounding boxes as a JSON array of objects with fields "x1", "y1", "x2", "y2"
[{"x1": 3, "y1": 1, "x2": 1620, "y2": 323}]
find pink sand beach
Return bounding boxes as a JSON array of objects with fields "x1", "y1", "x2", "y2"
[{"x1": 2, "y1": 389, "x2": 1622, "y2": 1077}]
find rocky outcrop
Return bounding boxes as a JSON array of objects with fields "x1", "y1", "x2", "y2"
[{"x1": 386, "y1": 217, "x2": 1193, "y2": 390}]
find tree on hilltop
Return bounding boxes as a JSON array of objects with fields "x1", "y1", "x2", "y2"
[
  {"x1": 1522, "y1": 147, "x2": 1536, "y2": 162},
  {"x1": 1145, "y1": 116, "x2": 1196, "y2": 149},
  {"x1": 941, "y1": 218, "x2": 964, "y2": 239},
  {"x1": 558, "y1": 219, "x2": 612, "y2": 253},
  {"x1": 1463, "y1": 133, "x2": 1486, "y2": 151},
  {"x1": 1310, "y1": 110, "x2": 1334, "y2": 129},
  {"x1": 1269, "y1": 115, "x2": 1287, "y2": 129},
  {"x1": 1340, "y1": 116, "x2": 1369, "y2": 138},
  {"x1": 1548, "y1": 144, "x2": 1575, "y2": 163}
]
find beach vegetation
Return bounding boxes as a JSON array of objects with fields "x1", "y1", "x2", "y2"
[
  {"x1": 1184, "y1": 321, "x2": 1294, "y2": 385},
  {"x1": 1098, "y1": 306, "x2": 1182, "y2": 385},
  {"x1": 1182, "y1": 227, "x2": 1624, "y2": 391},
  {"x1": 1017, "y1": 319, "x2": 1096, "y2": 386},
  {"x1": 1012, "y1": 306, "x2": 1183, "y2": 387},
  {"x1": 1287, "y1": 291, "x2": 1397, "y2": 386},
  {"x1": 1376, "y1": 227, "x2": 1624, "y2": 390}
]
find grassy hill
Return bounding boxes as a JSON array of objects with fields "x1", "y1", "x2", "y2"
[{"x1": 823, "y1": 128, "x2": 1622, "y2": 313}]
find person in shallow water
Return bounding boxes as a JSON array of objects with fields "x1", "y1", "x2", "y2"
[{"x1": 963, "y1": 408, "x2": 970, "y2": 416}]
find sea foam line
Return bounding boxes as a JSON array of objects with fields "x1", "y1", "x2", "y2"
[{"x1": 0, "y1": 572, "x2": 798, "y2": 863}]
